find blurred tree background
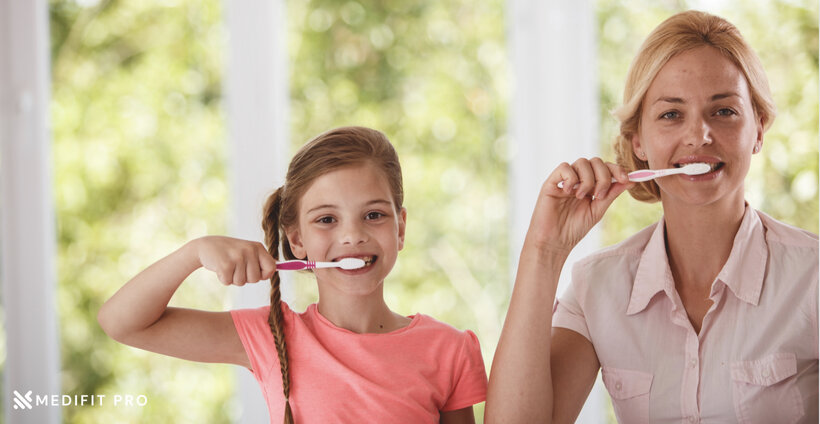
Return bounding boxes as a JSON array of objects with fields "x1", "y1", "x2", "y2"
[{"x1": 2, "y1": 0, "x2": 809, "y2": 422}]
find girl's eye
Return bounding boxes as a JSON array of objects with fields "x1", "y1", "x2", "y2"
[
  {"x1": 316, "y1": 216, "x2": 335, "y2": 224},
  {"x1": 660, "y1": 111, "x2": 680, "y2": 120},
  {"x1": 365, "y1": 212, "x2": 385, "y2": 220}
]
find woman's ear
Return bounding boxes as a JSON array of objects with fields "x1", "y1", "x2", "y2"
[
  {"x1": 285, "y1": 227, "x2": 307, "y2": 259},
  {"x1": 753, "y1": 115, "x2": 764, "y2": 154},
  {"x1": 631, "y1": 134, "x2": 647, "y2": 161},
  {"x1": 397, "y1": 207, "x2": 407, "y2": 251}
]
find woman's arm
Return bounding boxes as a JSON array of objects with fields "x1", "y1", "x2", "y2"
[
  {"x1": 485, "y1": 158, "x2": 632, "y2": 423},
  {"x1": 97, "y1": 236, "x2": 276, "y2": 367},
  {"x1": 440, "y1": 406, "x2": 475, "y2": 424}
]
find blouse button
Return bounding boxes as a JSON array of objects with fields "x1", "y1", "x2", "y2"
[
  {"x1": 762, "y1": 369, "x2": 771, "y2": 378},
  {"x1": 615, "y1": 381, "x2": 622, "y2": 391},
  {"x1": 689, "y1": 358, "x2": 698, "y2": 368}
]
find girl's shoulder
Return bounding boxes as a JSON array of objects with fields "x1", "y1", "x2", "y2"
[
  {"x1": 230, "y1": 301, "x2": 298, "y2": 336},
  {"x1": 407, "y1": 314, "x2": 482, "y2": 351}
]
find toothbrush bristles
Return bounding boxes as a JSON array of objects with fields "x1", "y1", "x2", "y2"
[
  {"x1": 339, "y1": 258, "x2": 366, "y2": 270},
  {"x1": 682, "y1": 162, "x2": 712, "y2": 175}
]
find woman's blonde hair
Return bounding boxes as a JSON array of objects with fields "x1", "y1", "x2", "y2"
[
  {"x1": 260, "y1": 126, "x2": 403, "y2": 423},
  {"x1": 613, "y1": 10, "x2": 776, "y2": 202}
]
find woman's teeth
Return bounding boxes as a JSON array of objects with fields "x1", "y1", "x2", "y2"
[{"x1": 674, "y1": 162, "x2": 723, "y2": 172}]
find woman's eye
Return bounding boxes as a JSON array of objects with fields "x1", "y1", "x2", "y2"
[
  {"x1": 365, "y1": 212, "x2": 385, "y2": 220},
  {"x1": 716, "y1": 108, "x2": 736, "y2": 116},
  {"x1": 660, "y1": 111, "x2": 680, "y2": 120}
]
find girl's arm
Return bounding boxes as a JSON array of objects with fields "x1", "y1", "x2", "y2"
[
  {"x1": 97, "y1": 236, "x2": 276, "y2": 368},
  {"x1": 485, "y1": 158, "x2": 632, "y2": 423}
]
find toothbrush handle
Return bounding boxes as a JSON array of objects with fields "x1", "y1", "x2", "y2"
[
  {"x1": 276, "y1": 260, "x2": 315, "y2": 271},
  {"x1": 557, "y1": 177, "x2": 619, "y2": 190}
]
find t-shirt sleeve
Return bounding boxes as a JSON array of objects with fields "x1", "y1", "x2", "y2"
[
  {"x1": 441, "y1": 329, "x2": 488, "y2": 411},
  {"x1": 552, "y1": 261, "x2": 592, "y2": 341},
  {"x1": 230, "y1": 304, "x2": 280, "y2": 380}
]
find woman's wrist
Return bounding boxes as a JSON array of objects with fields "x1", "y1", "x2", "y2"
[{"x1": 522, "y1": 235, "x2": 573, "y2": 263}]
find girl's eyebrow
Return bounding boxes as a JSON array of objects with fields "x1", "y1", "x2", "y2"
[{"x1": 305, "y1": 199, "x2": 392, "y2": 215}]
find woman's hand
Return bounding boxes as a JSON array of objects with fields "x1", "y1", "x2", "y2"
[
  {"x1": 194, "y1": 236, "x2": 277, "y2": 286},
  {"x1": 527, "y1": 157, "x2": 633, "y2": 253}
]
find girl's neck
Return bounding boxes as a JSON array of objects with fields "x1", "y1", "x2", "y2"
[
  {"x1": 316, "y1": 288, "x2": 411, "y2": 334},
  {"x1": 661, "y1": 195, "x2": 746, "y2": 293}
]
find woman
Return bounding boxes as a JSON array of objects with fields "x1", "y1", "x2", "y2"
[{"x1": 486, "y1": 10, "x2": 818, "y2": 424}]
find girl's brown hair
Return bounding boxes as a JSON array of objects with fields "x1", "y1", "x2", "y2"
[
  {"x1": 260, "y1": 126, "x2": 403, "y2": 423},
  {"x1": 613, "y1": 10, "x2": 776, "y2": 202}
]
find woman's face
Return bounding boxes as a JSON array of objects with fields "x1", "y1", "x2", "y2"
[
  {"x1": 633, "y1": 46, "x2": 763, "y2": 209},
  {"x1": 287, "y1": 162, "x2": 406, "y2": 298}
]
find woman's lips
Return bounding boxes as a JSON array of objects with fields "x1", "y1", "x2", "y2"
[{"x1": 678, "y1": 162, "x2": 724, "y2": 181}]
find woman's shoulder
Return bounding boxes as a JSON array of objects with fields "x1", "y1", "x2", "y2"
[{"x1": 756, "y1": 209, "x2": 819, "y2": 249}]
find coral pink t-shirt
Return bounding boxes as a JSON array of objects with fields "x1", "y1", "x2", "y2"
[{"x1": 231, "y1": 302, "x2": 487, "y2": 423}]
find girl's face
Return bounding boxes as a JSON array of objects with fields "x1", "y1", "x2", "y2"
[
  {"x1": 287, "y1": 162, "x2": 406, "y2": 297},
  {"x1": 633, "y1": 46, "x2": 763, "y2": 208}
]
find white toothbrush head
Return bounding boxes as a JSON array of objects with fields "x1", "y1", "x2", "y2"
[
  {"x1": 680, "y1": 162, "x2": 712, "y2": 175},
  {"x1": 337, "y1": 258, "x2": 366, "y2": 270}
]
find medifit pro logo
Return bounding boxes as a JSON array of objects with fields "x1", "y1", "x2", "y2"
[
  {"x1": 11, "y1": 390, "x2": 147, "y2": 409},
  {"x1": 13, "y1": 390, "x2": 33, "y2": 410}
]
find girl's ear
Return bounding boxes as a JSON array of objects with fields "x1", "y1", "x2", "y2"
[
  {"x1": 397, "y1": 207, "x2": 407, "y2": 251},
  {"x1": 285, "y1": 227, "x2": 307, "y2": 259}
]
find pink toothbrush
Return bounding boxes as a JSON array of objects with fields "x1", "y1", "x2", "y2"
[
  {"x1": 557, "y1": 162, "x2": 712, "y2": 189},
  {"x1": 276, "y1": 258, "x2": 366, "y2": 271}
]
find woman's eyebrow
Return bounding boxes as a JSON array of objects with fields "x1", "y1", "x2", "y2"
[
  {"x1": 653, "y1": 96, "x2": 685, "y2": 105},
  {"x1": 652, "y1": 92, "x2": 741, "y2": 105},
  {"x1": 710, "y1": 92, "x2": 740, "y2": 101}
]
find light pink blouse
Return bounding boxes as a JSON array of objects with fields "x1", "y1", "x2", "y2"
[{"x1": 554, "y1": 206, "x2": 818, "y2": 423}]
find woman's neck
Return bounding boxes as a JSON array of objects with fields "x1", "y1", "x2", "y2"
[
  {"x1": 661, "y1": 196, "x2": 746, "y2": 293},
  {"x1": 316, "y1": 287, "x2": 410, "y2": 334}
]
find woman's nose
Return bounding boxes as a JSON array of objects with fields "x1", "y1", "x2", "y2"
[{"x1": 685, "y1": 116, "x2": 713, "y2": 148}]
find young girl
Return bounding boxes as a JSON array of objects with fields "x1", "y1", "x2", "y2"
[{"x1": 98, "y1": 126, "x2": 488, "y2": 423}]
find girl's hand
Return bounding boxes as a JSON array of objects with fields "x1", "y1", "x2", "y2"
[
  {"x1": 527, "y1": 157, "x2": 633, "y2": 253},
  {"x1": 193, "y1": 236, "x2": 277, "y2": 285}
]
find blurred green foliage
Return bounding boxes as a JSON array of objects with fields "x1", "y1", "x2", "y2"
[{"x1": 18, "y1": 0, "x2": 814, "y2": 423}]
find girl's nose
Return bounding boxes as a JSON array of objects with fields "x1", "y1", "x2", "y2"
[
  {"x1": 340, "y1": 222, "x2": 368, "y2": 245},
  {"x1": 685, "y1": 116, "x2": 713, "y2": 148}
]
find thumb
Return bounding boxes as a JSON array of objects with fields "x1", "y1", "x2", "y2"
[
  {"x1": 258, "y1": 247, "x2": 277, "y2": 280},
  {"x1": 591, "y1": 182, "x2": 632, "y2": 218}
]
